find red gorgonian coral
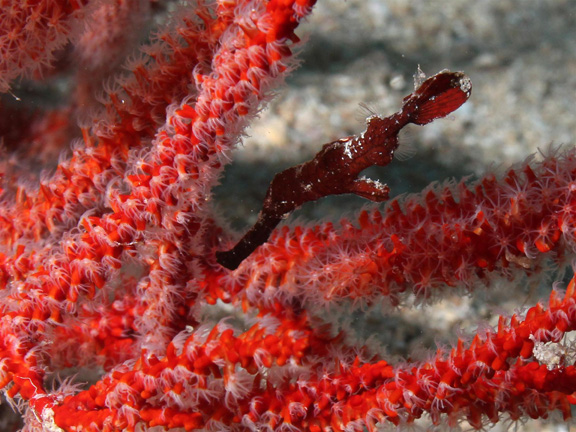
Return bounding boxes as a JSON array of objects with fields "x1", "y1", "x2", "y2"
[{"x1": 1, "y1": 1, "x2": 576, "y2": 431}]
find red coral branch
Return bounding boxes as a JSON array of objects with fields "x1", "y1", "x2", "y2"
[
  {"x1": 217, "y1": 149, "x2": 576, "y2": 308},
  {"x1": 36, "y1": 277, "x2": 576, "y2": 431}
]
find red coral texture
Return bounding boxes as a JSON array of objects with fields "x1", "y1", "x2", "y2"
[{"x1": 1, "y1": 1, "x2": 576, "y2": 431}]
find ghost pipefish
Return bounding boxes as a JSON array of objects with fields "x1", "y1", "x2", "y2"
[{"x1": 216, "y1": 70, "x2": 472, "y2": 270}]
